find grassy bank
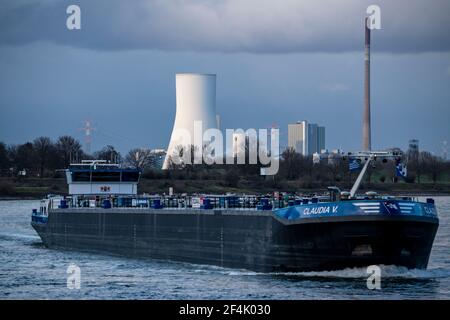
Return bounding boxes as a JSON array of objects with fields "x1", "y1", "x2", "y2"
[{"x1": 1, "y1": 177, "x2": 449, "y2": 199}]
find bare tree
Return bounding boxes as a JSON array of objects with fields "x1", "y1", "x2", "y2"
[
  {"x1": 326, "y1": 157, "x2": 344, "y2": 183},
  {"x1": 7, "y1": 143, "x2": 34, "y2": 174},
  {"x1": 0, "y1": 142, "x2": 9, "y2": 173},
  {"x1": 168, "y1": 144, "x2": 198, "y2": 169},
  {"x1": 422, "y1": 152, "x2": 445, "y2": 184},
  {"x1": 280, "y1": 147, "x2": 302, "y2": 180},
  {"x1": 33, "y1": 137, "x2": 54, "y2": 178},
  {"x1": 93, "y1": 145, "x2": 121, "y2": 163},
  {"x1": 56, "y1": 136, "x2": 82, "y2": 167},
  {"x1": 125, "y1": 148, "x2": 153, "y2": 168}
]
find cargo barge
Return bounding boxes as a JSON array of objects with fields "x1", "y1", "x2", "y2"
[{"x1": 31, "y1": 157, "x2": 439, "y2": 272}]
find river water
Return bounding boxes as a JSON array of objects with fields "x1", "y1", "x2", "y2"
[{"x1": 0, "y1": 198, "x2": 449, "y2": 299}]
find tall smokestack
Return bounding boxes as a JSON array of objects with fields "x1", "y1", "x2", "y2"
[{"x1": 362, "y1": 17, "x2": 371, "y2": 151}]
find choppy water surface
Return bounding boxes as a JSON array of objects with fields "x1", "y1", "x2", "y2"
[{"x1": 1, "y1": 198, "x2": 449, "y2": 299}]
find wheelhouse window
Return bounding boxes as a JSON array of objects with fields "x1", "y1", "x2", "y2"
[
  {"x1": 72, "y1": 171, "x2": 90, "y2": 182},
  {"x1": 122, "y1": 171, "x2": 140, "y2": 182},
  {"x1": 92, "y1": 171, "x2": 121, "y2": 182}
]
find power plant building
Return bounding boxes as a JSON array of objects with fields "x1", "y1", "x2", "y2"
[
  {"x1": 288, "y1": 121, "x2": 325, "y2": 156},
  {"x1": 163, "y1": 73, "x2": 218, "y2": 169},
  {"x1": 288, "y1": 121, "x2": 308, "y2": 155}
]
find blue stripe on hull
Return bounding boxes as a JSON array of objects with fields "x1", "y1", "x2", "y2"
[{"x1": 273, "y1": 200, "x2": 438, "y2": 221}]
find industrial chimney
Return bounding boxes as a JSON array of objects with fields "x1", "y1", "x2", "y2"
[
  {"x1": 163, "y1": 73, "x2": 217, "y2": 169},
  {"x1": 362, "y1": 17, "x2": 371, "y2": 151}
]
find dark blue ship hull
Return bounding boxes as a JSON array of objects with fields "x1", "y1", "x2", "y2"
[{"x1": 31, "y1": 199, "x2": 439, "y2": 272}]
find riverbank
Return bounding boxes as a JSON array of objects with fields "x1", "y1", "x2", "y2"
[{"x1": 1, "y1": 177, "x2": 449, "y2": 199}]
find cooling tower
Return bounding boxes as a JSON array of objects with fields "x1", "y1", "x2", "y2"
[{"x1": 163, "y1": 73, "x2": 217, "y2": 169}]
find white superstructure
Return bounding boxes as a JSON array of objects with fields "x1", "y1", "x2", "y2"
[{"x1": 66, "y1": 160, "x2": 140, "y2": 195}]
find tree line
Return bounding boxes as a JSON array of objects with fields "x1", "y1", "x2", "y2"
[
  {"x1": 0, "y1": 136, "x2": 162, "y2": 178},
  {"x1": 0, "y1": 136, "x2": 448, "y2": 188},
  {"x1": 154, "y1": 144, "x2": 449, "y2": 188},
  {"x1": 277, "y1": 147, "x2": 449, "y2": 186}
]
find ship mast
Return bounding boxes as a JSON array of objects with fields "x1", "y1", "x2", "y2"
[{"x1": 349, "y1": 156, "x2": 373, "y2": 198}]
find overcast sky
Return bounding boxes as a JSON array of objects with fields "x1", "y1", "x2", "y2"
[{"x1": 1, "y1": 0, "x2": 449, "y2": 155}]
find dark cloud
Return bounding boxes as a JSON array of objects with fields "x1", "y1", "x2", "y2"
[{"x1": 1, "y1": 0, "x2": 450, "y2": 53}]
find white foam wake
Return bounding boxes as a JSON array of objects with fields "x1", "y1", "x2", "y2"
[
  {"x1": 191, "y1": 263, "x2": 450, "y2": 279},
  {"x1": 0, "y1": 232, "x2": 40, "y2": 241},
  {"x1": 271, "y1": 265, "x2": 450, "y2": 279}
]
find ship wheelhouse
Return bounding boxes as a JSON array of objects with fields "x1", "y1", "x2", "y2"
[{"x1": 66, "y1": 160, "x2": 141, "y2": 197}]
